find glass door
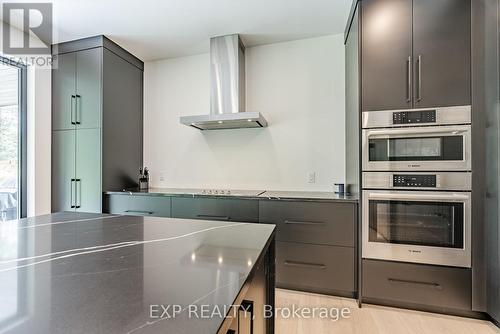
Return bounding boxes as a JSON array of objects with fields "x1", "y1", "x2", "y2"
[
  {"x1": 368, "y1": 199, "x2": 464, "y2": 248},
  {"x1": 0, "y1": 59, "x2": 26, "y2": 221},
  {"x1": 362, "y1": 125, "x2": 471, "y2": 171},
  {"x1": 362, "y1": 190, "x2": 472, "y2": 267}
]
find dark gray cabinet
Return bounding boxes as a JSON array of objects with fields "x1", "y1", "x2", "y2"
[
  {"x1": 75, "y1": 128, "x2": 101, "y2": 213},
  {"x1": 363, "y1": 259, "x2": 472, "y2": 312},
  {"x1": 361, "y1": 0, "x2": 471, "y2": 111},
  {"x1": 75, "y1": 48, "x2": 102, "y2": 129},
  {"x1": 259, "y1": 200, "x2": 357, "y2": 296},
  {"x1": 52, "y1": 52, "x2": 76, "y2": 131},
  {"x1": 361, "y1": 0, "x2": 413, "y2": 111},
  {"x1": 472, "y1": 0, "x2": 500, "y2": 322},
  {"x1": 412, "y1": 0, "x2": 471, "y2": 108},
  {"x1": 276, "y1": 241, "x2": 355, "y2": 295},
  {"x1": 52, "y1": 48, "x2": 102, "y2": 130},
  {"x1": 171, "y1": 197, "x2": 259, "y2": 222},
  {"x1": 105, "y1": 194, "x2": 171, "y2": 217},
  {"x1": 52, "y1": 129, "x2": 102, "y2": 212},
  {"x1": 259, "y1": 201, "x2": 355, "y2": 247},
  {"x1": 52, "y1": 36, "x2": 143, "y2": 214},
  {"x1": 52, "y1": 130, "x2": 75, "y2": 212}
]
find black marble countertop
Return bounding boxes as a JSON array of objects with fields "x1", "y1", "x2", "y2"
[
  {"x1": 0, "y1": 212, "x2": 275, "y2": 334},
  {"x1": 105, "y1": 188, "x2": 359, "y2": 203}
]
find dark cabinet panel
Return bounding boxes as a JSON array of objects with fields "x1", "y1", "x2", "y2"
[
  {"x1": 75, "y1": 48, "x2": 102, "y2": 128},
  {"x1": 363, "y1": 259, "x2": 472, "y2": 311},
  {"x1": 52, "y1": 130, "x2": 75, "y2": 212},
  {"x1": 105, "y1": 195, "x2": 171, "y2": 217},
  {"x1": 171, "y1": 197, "x2": 259, "y2": 222},
  {"x1": 259, "y1": 201, "x2": 355, "y2": 247},
  {"x1": 361, "y1": 0, "x2": 413, "y2": 111},
  {"x1": 412, "y1": 0, "x2": 471, "y2": 108},
  {"x1": 52, "y1": 53, "x2": 76, "y2": 130},
  {"x1": 102, "y1": 48, "x2": 143, "y2": 191},
  {"x1": 75, "y1": 128, "x2": 102, "y2": 213},
  {"x1": 276, "y1": 241, "x2": 355, "y2": 294}
]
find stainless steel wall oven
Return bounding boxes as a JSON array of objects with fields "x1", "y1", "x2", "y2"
[
  {"x1": 361, "y1": 106, "x2": 472, "y2": 268},
  {"x1": 362, "y1": 106, "x2": 471, "y2": 171}
]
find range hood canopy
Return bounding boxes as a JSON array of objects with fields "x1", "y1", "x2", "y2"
[{"x1": 180, "y1": 34, "x2": 268, "y2": 130}]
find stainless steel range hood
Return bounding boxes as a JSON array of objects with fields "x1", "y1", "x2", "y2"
[{"x1": 180, "y1": 34, "x2": 268, "y2": 130}]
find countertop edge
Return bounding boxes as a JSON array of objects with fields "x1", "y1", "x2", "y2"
[{"x1": 103, "y1": 190, "x2": 359, "y2": 202}]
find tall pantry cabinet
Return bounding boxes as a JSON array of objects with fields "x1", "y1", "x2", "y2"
[
  {"x1": 345, "y1": 0, "x2": 500, "y2": 323},
  {"x1": 51, "y1": 36, "x2": 143, "y2": 213}
]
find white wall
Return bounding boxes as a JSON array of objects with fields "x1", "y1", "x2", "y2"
[{"x1": 144, "y1": 34, "x2": 345, "y2": 191}]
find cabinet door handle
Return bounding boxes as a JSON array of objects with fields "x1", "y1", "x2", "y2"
[
  {"x1": 196, "y1": 214, "x2": 230, "y2": 221},
  {"x1": 284, "y1": 220, "x2": 324, "y2": 226},
  {"x1": 416, "y1": 55, "x2": 422, "y2": 102},
  {"x1": 75, "y1": 95, "x2": 81, "y2": 124},
  {"x1": 75, "y1": 179, "x2": 81, "y2": 208},
  {"x1": 125, "y1": 210, "x2": 154, "y2": 215},
  {"x1": 70, "y1": 95, "x2": 76, "y2": 125},
  {"x1": 70, "y1": 178, "x2": 76, "y2": 208},
  {"x1": 284, "y1": 260, "x2": 326, "y2": 269},
  {"x1": 388, "y1": 278, "x2": 442, "y2": 290},
  {"x1": 406, "y1": 56, "x2": 412, "y2": 103}
]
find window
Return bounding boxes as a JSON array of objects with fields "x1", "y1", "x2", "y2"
[{"x1": 0, "y1": 58, "x2": 27, "y2": 221}]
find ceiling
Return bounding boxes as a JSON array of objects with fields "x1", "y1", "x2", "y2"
[{"x1": 48, "y1": 0, "x2": 352, "y2": 61}]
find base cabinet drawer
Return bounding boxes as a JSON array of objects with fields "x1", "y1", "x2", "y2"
[
  {"x1": 105, "y1": 195, "x2": 171, "y2": 217},
  {"x1": 363, "y1": 260, "x2": 472, "y2": 311},
  {"x1": 259, "y1": 201, "x2": 355, "y2": 246},
  {"x1": 276, "y1": 241, "x2": 355, "y2": 294},
  {"x1": 171, "y1": 197, "x2": 259, "y2": 222}
]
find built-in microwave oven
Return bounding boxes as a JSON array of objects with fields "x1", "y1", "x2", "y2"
[{"x1": 362, "y1": 106, "x2": 471, "y2": 172}]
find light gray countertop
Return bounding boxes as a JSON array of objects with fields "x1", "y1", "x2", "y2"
[{"x1": 104, "y1": 188, "x2": 359, "y2": 203}]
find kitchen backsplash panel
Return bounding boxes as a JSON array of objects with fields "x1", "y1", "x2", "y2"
[{"x1": 143, "y1": 34, "x2": 345, "y2": 191}]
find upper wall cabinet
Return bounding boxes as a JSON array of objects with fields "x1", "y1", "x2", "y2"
[
  {"x1": 412, "y1": 0, "x2": 471, "y2": 109},
  {"x1": 52, "y1": 48, "x2": 102, "y2": 130},
  {"x1": 361, "y1": 0, "x2": 471, "y2": 111},
  {"x1": 361, "y1": 0, "x2": 413, "y2": 111}
]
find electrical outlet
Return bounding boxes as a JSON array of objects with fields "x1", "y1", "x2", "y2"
[
  {"x1": 159, "y1": 171, "x2": 166, "y2": 183},
  {"x1": 307, "y1": 172, "x2": 316, "y2": 184}
]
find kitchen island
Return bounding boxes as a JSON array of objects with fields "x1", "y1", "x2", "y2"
[{"x1": 0, "y1": 212, "x2": 275, "y2": 334}]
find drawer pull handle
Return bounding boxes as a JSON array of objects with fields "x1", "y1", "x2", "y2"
[
  {"x1": 197, "y1": 214, "x2": 231, "y2": 221},
  {"x1": 388, "y1": 278, "x2": 442, "y2": 290},
  {"x1": 284, "y1": 220, "x2": 324, "y2": 226},
  {"x1": 284, "y1": 260, "x2": 326, "y2": 269},
  {"x1": 125, "y1": 210, "x2": 154, "y2": 215}
]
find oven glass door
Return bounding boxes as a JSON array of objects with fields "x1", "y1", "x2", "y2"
[
  {"x1": 362, "y1": 190, "x2": 471, "y2": 267},
  {"x1": 369, "y1": 136, "x2": 463, "y2": 162},
  {"x1": 368, "y1": 199, "x2": 463, "y2": 248},
  {"x1": 362, "y1": 125, "x2": 471, "y2": 171}
]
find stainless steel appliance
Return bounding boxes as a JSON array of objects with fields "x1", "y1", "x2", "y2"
[
  {"x1": 180, "y1": 34, "x2": 268, "y2": 130},
  {"x1": 362, "y1": 106, "x2": 471, "y2": 171},
  {"x1": 362, "y1": 172, "x2": 471, "y2": 267}
]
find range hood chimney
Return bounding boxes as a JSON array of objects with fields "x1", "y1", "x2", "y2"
[{"x1": 180, "y1": 34, "x2": 268, "y2": 130}]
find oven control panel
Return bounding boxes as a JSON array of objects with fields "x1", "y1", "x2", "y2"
[
  {"x1": 393, "y1": 174, "x2": 437, "y2": 188},
  {"x1": 392, "y1": 110, "x2": 436, "y2": 124}
]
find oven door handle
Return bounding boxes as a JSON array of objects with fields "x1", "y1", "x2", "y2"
[
  {"x1": 364, "y1": 126, "x2": 469, "y2": 139},
  {"x1": 368, "y1": 192, "x2": 470, "y2": 202}
]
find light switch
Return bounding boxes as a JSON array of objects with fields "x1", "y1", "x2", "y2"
[{"x1": 308, "y1": 172, "x2": 316, "y2": 183}]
